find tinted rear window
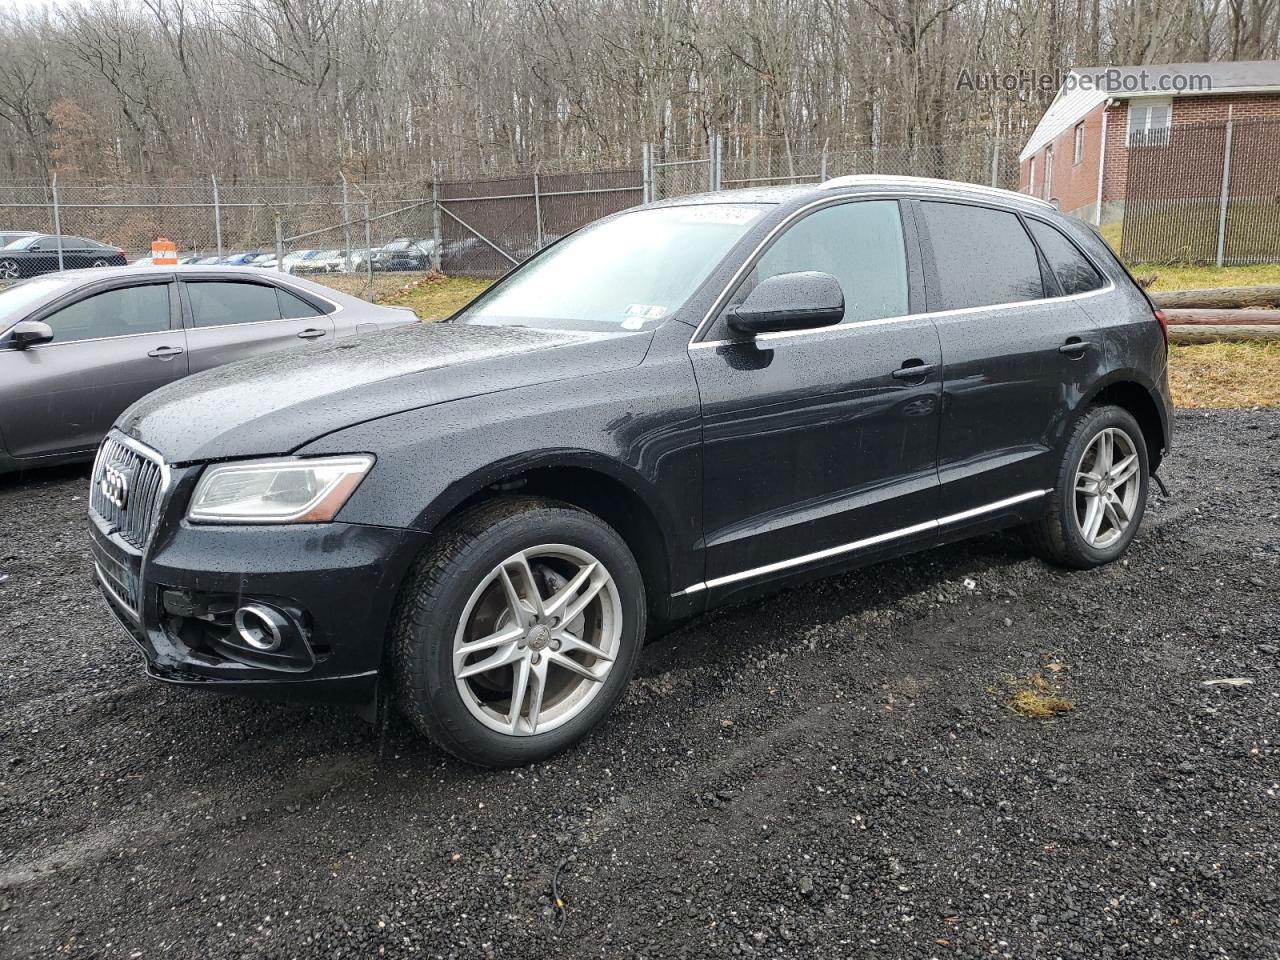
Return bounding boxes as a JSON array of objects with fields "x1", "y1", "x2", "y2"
[
  {"x1": 277, "y1": 287, "x2": 320, "y2": 318},
  {"x1": 187, "y1": 281, "x2": 282, "y2": 326},
  {"x1": 1026, "y1": 220, "x2": 1105, "y2": 296},
  {"x1": 921, "y1": 202, "x2": 1044, "y2": 311}
]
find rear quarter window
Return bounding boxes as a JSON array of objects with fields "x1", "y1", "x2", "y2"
[{"x1": 1026, "y1": 219, "x2": 1106, "y2": 296}]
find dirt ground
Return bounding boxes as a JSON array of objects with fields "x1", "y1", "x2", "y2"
[{"x1": 1, "y1": 408, "x2": 1277, "y2": 959}]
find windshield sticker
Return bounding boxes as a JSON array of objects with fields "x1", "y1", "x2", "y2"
[
  {"x1": 621, "y1": 317, "x2": 646, "y2": 330},
  {"x1": 626, "y1": 304, "x2": 667, "y2": 320},
  {"x1": 673, "y1": 206, "x2": 762, "y2": 225}
]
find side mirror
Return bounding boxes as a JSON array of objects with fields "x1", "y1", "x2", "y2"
[
  {"x1": 10, "y1": 319, "x2": 54, "y2": 349},
  {"x1": 728, "y1": 271, "x2": 845, "y2": 335}
]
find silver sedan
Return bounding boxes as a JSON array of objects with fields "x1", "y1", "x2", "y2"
[{"x1": 0, "y1": 265, "x2": 418, "y2": 474}]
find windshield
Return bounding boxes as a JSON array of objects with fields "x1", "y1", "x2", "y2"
[
  {"x1": 5, "y1": 236, "x2": 44, "y2": 250},
  {"x1": 0, "y1": 277, "x2": 73, "y2": 327},
  {"x1": 457, "y1": 204, "x2": 765, "y2": 333}
]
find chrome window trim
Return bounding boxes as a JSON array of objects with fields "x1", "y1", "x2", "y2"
[
  {"x1": 671, "y1": 489, "x2": 1049, "y2": 596},
  {"x1": 184, "y1": 315, "x2": 327, "y2": 333},
  {"x1": 689, "y1": 281, "x2": 1115, "y2": 350},
  {"x1": 13, "y1": 327, "x2": 182, "y2": 350}
]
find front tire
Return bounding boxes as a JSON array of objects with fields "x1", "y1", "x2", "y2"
[
  {"x1": 0, "y1": 259, "x2": 19, "y2": 281},
  {"x1": 1023, "y1": 404, "x2": 1149, "y2": 569},
  {"x1": 393, "y1": 496, "x2": 646, "y2": 767}
]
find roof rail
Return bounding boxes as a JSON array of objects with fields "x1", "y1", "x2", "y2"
[{"x1": 820, "y1": 174, "x2": 1054, "y2": 208}]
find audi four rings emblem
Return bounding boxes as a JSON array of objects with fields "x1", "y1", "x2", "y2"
[{"x1": 101, "y1": 465, "x2": 130, "y2": 510}]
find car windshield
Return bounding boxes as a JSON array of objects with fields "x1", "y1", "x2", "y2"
[
  {"x1": 4, "y1": 235, "x2": 44, "y2": 250},
  {"x1": 0, "y1": 276, "x2": 74, "y2": 327},
  {"x1": 457, "y1": 204, "x2": 765, "y2": 333},
  {"x1": 384, "y1": 241, "x2": 411, "y2": 251}
]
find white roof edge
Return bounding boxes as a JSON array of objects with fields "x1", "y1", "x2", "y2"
[{"x1": 820, "y1": 174, "x2": 1054, "y2": 207}]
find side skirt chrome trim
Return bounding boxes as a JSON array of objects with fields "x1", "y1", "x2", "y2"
[{"x1": 672, "y1": 489, "x2": 1050, "y2": 597}]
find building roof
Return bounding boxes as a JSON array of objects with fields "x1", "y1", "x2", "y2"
[{"x1": 1019, "y1": 60, "x2": 1280, "y2": 161}]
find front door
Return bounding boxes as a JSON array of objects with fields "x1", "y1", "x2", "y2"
[
  {"x1": 689, "y1": 199, "x2": 942, "y2": 601},
  {"x1": 0, "y1": 280, "x2": 186, "y2": 460},
  {"x1": 179, "y1": 278, "x2": 336, "y2": 373}
]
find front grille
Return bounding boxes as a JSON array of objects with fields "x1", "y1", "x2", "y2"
[{"x1": 89, "y1": 433, "x2": 168, "y2": 549}]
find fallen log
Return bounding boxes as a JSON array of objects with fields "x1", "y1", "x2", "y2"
[
  {"x1": 1163, "y1": 308, "x2": 1280, "y2": 325},
  {"x1": 1152, "y1": 285, "x2": 1280, "y2": 310},
  {"x1": 1169, "y1": 324, "x2": 1280, "y2": 344}
]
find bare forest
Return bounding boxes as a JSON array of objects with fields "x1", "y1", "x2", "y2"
[{"x1": 0, "y1": 0, "x2": 1276, "y2": 185}]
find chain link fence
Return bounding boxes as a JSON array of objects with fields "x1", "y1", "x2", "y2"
[
  {"x1": 1121, "y1": 117, "x2": 1280, "y2": 266},
  {"x1": 0, "y1": 134, "x2": 1024, "y2": 298}
]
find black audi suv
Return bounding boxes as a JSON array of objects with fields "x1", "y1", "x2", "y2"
[{"x1": 86, "y1": 176, "x2": 1172, "y2": 767}]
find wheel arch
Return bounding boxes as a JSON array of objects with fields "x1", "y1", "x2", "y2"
[
  {"x1": 1085, "y1": 375, "x2": 1167, "y2": 472},
  {"x1": 412, "y1": 451, "x2": 676, "y2": 620}
]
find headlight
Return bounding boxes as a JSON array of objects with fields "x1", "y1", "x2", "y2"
[{"x1": 188, "y1": 455, "x2": 374, "y2": 524}]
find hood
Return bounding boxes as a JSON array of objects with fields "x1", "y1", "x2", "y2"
[{"x1": 118, "y1": 322, "x2": 651, "y2": 463}]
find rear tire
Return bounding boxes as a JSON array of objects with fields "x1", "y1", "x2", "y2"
[
  {"x1": 1023, "y1": 404, "x2": 1149, "y2": 569},
  {"x1": 392, "y1": 496, "x2": 646, "y2": 768}
]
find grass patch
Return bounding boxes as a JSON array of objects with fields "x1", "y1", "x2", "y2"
[
  {"x1": 381, "y1": 274, "x2": 492, "y2": 320},
  {"x1": 1129, "y1": 262, "x2": 1280, "y2": 292},
  {"x1": 1005, "y1": 671, "x2": 1073, "y2": 719},
  {"x1": 1169, "y1": 340, "x2": 1280, "y2": 408}
]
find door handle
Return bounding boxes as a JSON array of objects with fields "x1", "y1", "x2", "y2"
[
  {"x1": 1059, "y1": 338, "x2": 1093, "y2": 356},
  {"x1": 892, "y1": 360, "x2": 937, "y2": 381},
  {"x1": 147, "y1": 345, "x2": 184, "y2": 358},
  {"x1": 297, "y1": 328, "x2": 327, "y2": 340}
]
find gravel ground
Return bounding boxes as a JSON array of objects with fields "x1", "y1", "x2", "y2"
[{"x1": 1, "y1": 408, "x2": 1278, "y2": 960}]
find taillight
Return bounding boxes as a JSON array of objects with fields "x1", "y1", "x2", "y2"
[{"x1": 1153, "y1": 308, "x2": 1168, "y2": 346}]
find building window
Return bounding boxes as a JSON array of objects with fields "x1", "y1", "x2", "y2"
[
  {"x1": 1043, "y1": 146, "x2": 1053, "y2": 201},
  {"x1": 1028, "y1": 157, "x2": 1036, "y2": 194},
  {"x1": 1073, "y1": 123, "x2": 1085, "y2": 164},
  {"x1": 1127, "y1": 98, "x2": 1172, "y2": 145}
]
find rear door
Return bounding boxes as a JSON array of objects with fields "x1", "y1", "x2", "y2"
[
  {"x1": 916, "y1": 200, "x2": 1107, "y2": 519},
  {"x1": 0, "y1": 278, "x2": 185, "y2": 459},
  {"x1": 179, "y1": 277, "x2": 336, "y2": 373},
  {"x1": 690, "y1": 198, "x2": 943, "y2": 599}
]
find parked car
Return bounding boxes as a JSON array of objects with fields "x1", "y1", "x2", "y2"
[
  {"x1": 300, "y1": 249, "x2": 347, "y2": 274},
  {"x1": 0, "y1": 265, "x2": 418, "y2": 472},
  {"x1": 279, "y1": 249, "x2": 318, "y2": 274},
  {"x1": 0, "y1": 234, "x2": 127, "y2": 280},
  {"x1": 195, "y1": 256, "x2": 223, "y2": 265},
  {"x1": 374, "y1": 238, "x2": 435, "y2": 271},
  {"x1": 84, "y1": 176, "x2": 1172, "y2": 768},
  {"x1": 0, "y1": 230, "x2": 38, "y2": 248},
  {"x1": 220, "y1": 251, "x2": 264, "y2": 266}
]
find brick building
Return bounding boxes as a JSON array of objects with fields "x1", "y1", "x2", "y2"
[{"x1": 1017, "y1": 61, "x2": 1280, "y2": 224}]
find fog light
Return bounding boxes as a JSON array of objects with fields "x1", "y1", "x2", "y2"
[{"x1": 233, "y1": 603, "x2": 291, "y2": 652}]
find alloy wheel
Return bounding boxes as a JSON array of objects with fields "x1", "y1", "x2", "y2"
[
  {"x1": 91, "y1": 259, "x2": 109, "y2": 267},
  {"x1": 0, "y1": 260, "x2": 18, "y2": 280},
  {"x1": 452, "y1": 544, "x2": 622, "y2": 736},
  {"x1": 1073, "y1": 426, "x2": 1142, "y2": 548}
]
